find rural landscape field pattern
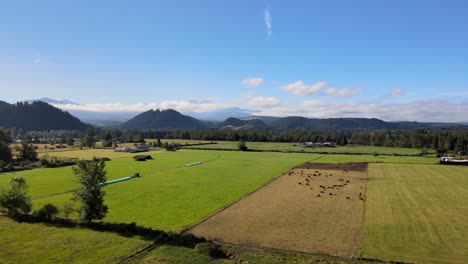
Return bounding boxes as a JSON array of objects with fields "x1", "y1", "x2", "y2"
[{"x1": 0, "y1": 147, "x2": 467, "y2": 263}]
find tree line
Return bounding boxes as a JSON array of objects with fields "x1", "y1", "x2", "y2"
[
  {"x1": 93, "y1": 128, "x2": 467, "y2": 154},
  {"x1": 14, "y1": 127, "x2": 468, "y2": 155}
]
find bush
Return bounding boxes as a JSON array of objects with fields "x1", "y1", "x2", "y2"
[
  {"x1": 175, "y1": 233, "x2": 205, "y2": 247},
  {"x1": 35, "y1": 204, "x2": 59, "y2": 221},
  {"x1": 0, "y1": 142, "x2": 12, "y2": 163},
  {"x1": 194, "y1": 242, "x2": 225, "y2": 258},
  {"x1": 102, "y1": 140, "x2": 112, "y2": 148},
  {"x1": 237, "y1": 140, "x2": 248, "y2": 151},
  {"x1": 63, "y1": 202, "x2": 75, "y2": 219},
  {"x1": 0, "y1": 177, "x2": 32, "y2": 217}
]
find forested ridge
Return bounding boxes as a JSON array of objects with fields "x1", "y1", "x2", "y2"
[{"x1": 0, "y1": 101, "x2": 89, "y2": 131}]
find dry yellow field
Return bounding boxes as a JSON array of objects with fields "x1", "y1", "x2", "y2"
[{"x1": 191, "y1": 163, "x2": 367, "y2": 257}]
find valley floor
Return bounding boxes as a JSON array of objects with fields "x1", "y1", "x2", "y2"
[{"x1": 0, "y1": 148, "x2": 466, "y2": 263}]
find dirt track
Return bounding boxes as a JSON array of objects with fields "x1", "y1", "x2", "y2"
[{"x1": 191, "y1": 163, "x2": 367, "y2": 257}]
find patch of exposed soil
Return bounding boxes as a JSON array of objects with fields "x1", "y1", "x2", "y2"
[
  {"x1": 191, "y1": 166, "x2": 367, "y2": 257},
  {"x1": 294, "y1": 162, "x2": 368, "y2": 171}
]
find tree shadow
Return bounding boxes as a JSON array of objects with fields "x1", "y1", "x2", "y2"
[{"x1": 12, "y1": 214, "x2": 205, "y2": 248}]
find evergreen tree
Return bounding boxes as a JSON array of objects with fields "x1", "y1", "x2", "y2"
[{"x1": 83, "y1": 128, "x2": 96, "y2": 148}]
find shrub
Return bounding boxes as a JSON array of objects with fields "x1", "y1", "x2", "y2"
[
  {"x1": 175, "y1": 233, "x2": 205, "y2": 247},
  {"x1": 0, "y1": 177, "x2": 32, "y2": 217},
  {"x1": 63, "y1": 202, "x2": 75, "y2": 219},
  {"x1": 194, "y1": 242, "x2": 225, "y2": 258},
  {"x1": 237, "y1": 140, "x2": 248, "y2": 151},
  {"x1": 35, "y1": 204, "x2": 59, "y2": 221}
]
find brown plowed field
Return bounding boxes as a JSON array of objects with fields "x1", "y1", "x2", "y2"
[{"x1": 191, "y1": 163, "x2": 367, "y2": 257}]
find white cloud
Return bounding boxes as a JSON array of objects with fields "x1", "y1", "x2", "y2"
[
  {"x1": 52, "y1": 103, "x2": 158, "y2": 113},
  {"x1": 321, "y1": 87, "x2": 362, "y2": 98},
  {"x1": 280, "y1": 81, "x2": 326, "y2": 96},
  {"x1": 250, "y1": 99, "x2": 468, "y2": 122},
  {"x1": 53, "y1": 100, "x2": 233, "y2": 113},
  {"x1": 390, "y1": 87, "x2": 403, "y2": 97},
  {"x1": 264, "y1": 7, "x2": 272, "y2": 38},
  {"x1": 158, "y1": 100, "x2": 233, "y2": 113},
  {"x1": 53, "y1": 98, "x2": 468, "y2": 122},
  {"x1": 381, "y1": 87, "x2": 404, "y2": 99},
  {"x1": 247, "y1": 97, "x2": 280, "y2": 108},
  {"x1": 242, "y1": 77, "x2": 264, "y2": 87}
]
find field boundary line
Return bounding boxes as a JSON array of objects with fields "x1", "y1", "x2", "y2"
[
  {"x1": 187, "y1": 155, "x2": 326, "y2": 231},
  {"x1": 353, "y1": 166, "x2": 369, "y2": 259}
]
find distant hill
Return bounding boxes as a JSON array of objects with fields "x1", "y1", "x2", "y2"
[
  {"x1": 269, "y1": 117, "x2": 432, "y2": 131},
  {"x1": 220, "y1": 117, "x2": 268, "y2": 130},
  {"x1": 242, "y1": 116, "x2": 281, "y2": 125},
  {"x1": 122, "y1": 109, "x2": 206, "y2": 129},
  {"x1": 0, "y1": 101, "x2": 89, "y2": 131},
  {"x1": 0, "y1": 100, "x2": 11, "y2": 111},
  {"x1": 123, "y1": 110, "x2": 463, "y2": 131}
]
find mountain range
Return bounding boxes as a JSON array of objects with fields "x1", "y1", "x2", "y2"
[
  {"x1": 1, "y1": 98, "x2": 466, "y2": 132},
  {"x1": 23, "y1": 98, "x2": 254, "y2": 124},
  {"x1": 122, "y1": 110, "x2": 464, "y2": 131}
]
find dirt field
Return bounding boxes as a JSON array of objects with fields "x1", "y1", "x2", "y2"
[
  {"x1": 191, "y1": 163, "x2": 368, "y2": 257},
  {"x1": 294, "y1": 162, "x2": 368, "y2": 171}
]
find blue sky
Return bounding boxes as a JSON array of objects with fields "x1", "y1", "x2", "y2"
[{"x1": 1, "y1": 0, "x2": 467, "y2": 121}]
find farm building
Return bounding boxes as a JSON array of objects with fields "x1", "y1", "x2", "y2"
[
  {"x1": 114, "y1": 147, "x2": 128, "y2": 152},
  {"x1": 304, "y1": 142, "x2": 337, "y2": 148},
  {"x1": 439, "y1": 157, "x2": 468, "y2": 166}
]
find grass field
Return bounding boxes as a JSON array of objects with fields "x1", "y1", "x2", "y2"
[
  {"x1": 1, "y1": 148, "x2": 465, "y2": 263},
  {"x1": 0, "y1": 216, "x2": 150, "y2": 264},
  {"x1": 361, "y1": 163, "x2": 468, "y2": 263},
  {"x1": 35, "y1": 143, "x2": 438, "y2": 164},
  {"x1": 0, "y1": 215, "x2": 375, "y2": 264},
  {"x1": 182, "y1": 141, "x2": 430, "y2": 156},
  {"x1": 191, "y1": 164, "x2": 367, "y2": 257},
  {"x1": 140, "y1": 244, "x2": 376, "y2": 264},
  {"x1": 38, "y1": 148, "x2": 164, "y2": 160},
  {"x1": 0, "y1": 150, "x2": 319, "y2": 230}
]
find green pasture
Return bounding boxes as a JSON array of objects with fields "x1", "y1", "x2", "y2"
[
  {"x1": 0, "y1": 149, "x2": 462, "y2": 263},
  {"x1": 361, "y1": 163, "x2": 468, "y2": 263},
  {"x1": 1, "y1": 150, "x2": 320, "y2": 230},
  {"x1": 0, "y1": 215, "x2": 372, "y2": 264},
  {"x1": 38, "y1": 148, "x2": 164, "y2": 160},
  {"x1": 182, "y1": 141, "x2": 430, "y2": 155},
  {"x1": 0, "y1": 217, "x2": 150, "y2": 264}
]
